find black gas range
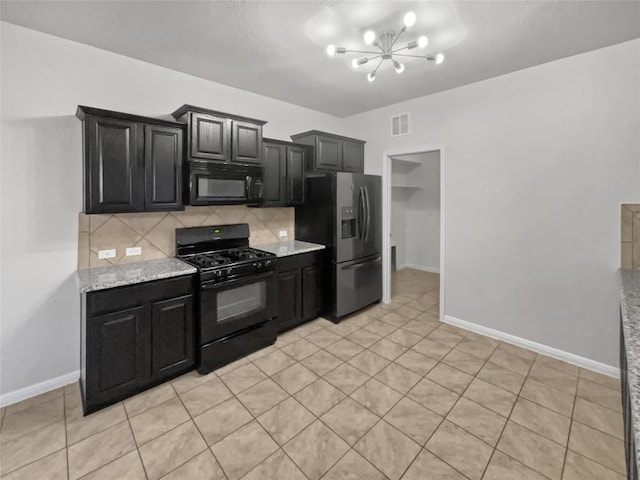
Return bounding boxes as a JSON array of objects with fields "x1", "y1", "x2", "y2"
[{"x1": 176, "y1": 224, "x2": 278, "y2": 374}]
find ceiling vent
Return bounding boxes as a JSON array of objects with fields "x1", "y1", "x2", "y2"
[{"x1": 391, "y1": 113, "x2": 410, "y2": 137}]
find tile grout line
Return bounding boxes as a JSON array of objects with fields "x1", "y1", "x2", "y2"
[
  {"x1": 416, "y1": 334, "x2": 500, "y2": 480},
  {"x1": 119, "y1": 400, "x2": 152, "y2": 480},
  {"x1": 166, "y1": 382, "x2": 231, "y2": 480},
  {"x1": 477, "y1": 345, "x2": 537, "y2": 480},
  {"x1": 0, "y1": 392, "x2": 68, "y2": 478},
  {"x1": 559, "y1": 368, "x2": 579, "y2": 480}
]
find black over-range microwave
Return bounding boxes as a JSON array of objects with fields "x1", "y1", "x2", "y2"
[{"x1": 186, "y1": 162, "x2": 264, "y2": 205}]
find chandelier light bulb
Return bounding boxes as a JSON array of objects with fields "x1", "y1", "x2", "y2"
[
  {"x1": 352, "y1": 58, "x2": 360, "y2": 69},
  {"x1": 403, "y1": 11, "x2": 416, "y2": 28},
  {"x1": 394, "y1": 61, "x2": 405, "y2": 74},
  {"x1": 363, "y1": 30, "x2": 376, "y2": 45},
  {"x1": 326, "y1": 44, "x2": 336, "y2": 56},
  {"x1": 418, "y1": 35, "x2": 429, "y2": 48},
  {"x1": 435, "y1": 52, "x2": 445, "y2": 64},
  {"x1": 367, "y1": 72, "x2": 376, "y2": 82}
]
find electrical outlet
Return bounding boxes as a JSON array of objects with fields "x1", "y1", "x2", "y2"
[
  {"x1": 279, "y1": 230, "x2": 288, "y2": 239},
  {"x1": 98, "y1": 249, "x2": 116, "y2": 259},
  {"x1": 126, "y1": 247, "x2": 142, "y2": 256}
]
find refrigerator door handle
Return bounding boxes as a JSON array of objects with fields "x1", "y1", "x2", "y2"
[
  {"x1": 364, "y1": 186, "x2": 371, "y2": 242},
  {"x1": 342, "y1": 255, "x2": 382, "y2": 270},
  {"x1": 357, "y1": 186, "x2": 365, "y2": 240}
]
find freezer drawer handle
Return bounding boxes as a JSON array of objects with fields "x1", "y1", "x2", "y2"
[{"x1": 343, "y1": 255, "x2": 382, "y2": 270}]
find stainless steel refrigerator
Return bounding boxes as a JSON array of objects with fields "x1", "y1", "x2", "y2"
[{"x1": 295, "y1": 172, "x2": 382, "y2": 321}]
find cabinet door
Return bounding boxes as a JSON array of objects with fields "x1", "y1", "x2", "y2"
[
  {"x1": 144, "y1": 125, "x2": 183, "y2": 211},
  {"x1": 301, "y1": 264, "x2": 319, "y2": 321},
  {"x1": 263, "y1": 143, "x2": 286, "y2": 205},
  {"x1": 190, "y1": 112, "x2": 231, "y2": 162},
  {"x1": 286, "y1": 146, "x2": 306, "y2": 205},
  {"x1": 232, "y1": 120, "x2": 263, "y2": 166},
  {"x1": 85, "y1": 116, "x2": 140, "y2": 213},
  {"x1": 342, "y1": 140, "x2": 364, "y2": 173},
  {"x1": 150, "y1": 295, "x2": 194, "y2": 381},
  {"x1": 316, "y1": 135, "x2": 342, "y2": 171},
  {"x1": 86, "y1": 305, "x2": 149, "y2": 408},
  {"x1": 277, "y1": 269, "x2": 301, "y2": 331}
]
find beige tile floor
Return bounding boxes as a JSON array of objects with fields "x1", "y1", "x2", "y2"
[{"x1": 0, "y1": 269, "x2": 626, "y2": 480}]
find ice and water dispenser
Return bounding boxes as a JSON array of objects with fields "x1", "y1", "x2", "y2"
[{"x1": 341, "y1": 206, "x2": 356, "y2": 239}]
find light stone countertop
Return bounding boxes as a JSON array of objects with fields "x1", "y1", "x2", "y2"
[
  {"x1": 77, "y1": 258, "x2": 197, "y2": 293},
  {"x1": 618, "y1": 268, "x2": 640, "y2": 472},
  {"x1": 254, "y1": 240, "x2": 325, "y2": 258}
]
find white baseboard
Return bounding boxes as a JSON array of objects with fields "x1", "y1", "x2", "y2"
[
  {"x1": 443, "y1": 315, "x2": 620, "y2": 378},
  {"x1": 397, "y1": 263, "x2": 440, "y2": 274},
  {"x1": 0, "y1": 370, "x2": 80, "y2": 408}
]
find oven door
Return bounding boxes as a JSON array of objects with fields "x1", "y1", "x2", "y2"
[
  {"x1": 188, "y1": 163, "x2": 264, "y2": 205},
  {"x1": 200, "y1": 270, "x2": 277, "y2": 344}
]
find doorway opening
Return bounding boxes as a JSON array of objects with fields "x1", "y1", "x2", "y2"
[{"x1": 382, "y1": 148, "x2": 444, "y2": 320}]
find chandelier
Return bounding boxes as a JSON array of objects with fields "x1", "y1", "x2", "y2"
[{"x1": 326, "y1": 11, "x2": 445, "y2": 82}]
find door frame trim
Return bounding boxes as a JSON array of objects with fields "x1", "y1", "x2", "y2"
[{"x1": 381, "y1": 146, "x2": 445, "y2": 321}]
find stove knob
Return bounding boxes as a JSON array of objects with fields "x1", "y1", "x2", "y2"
[
  {"x1": 265, "y1": 260, "x2": 271, "y2": 267},
  {"x1": 215, "y1": 270, "x2": 222, "y2": 277},
  {"x1": 226, "y1": 268, "x2": 233, "y2": 275}
]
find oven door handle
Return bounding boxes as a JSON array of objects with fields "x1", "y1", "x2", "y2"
[{"x1": 201, "y1": 270, "x2": 275, "y2": 290}]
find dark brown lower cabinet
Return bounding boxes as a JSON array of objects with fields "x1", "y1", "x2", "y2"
[
  {"x1": 81, "y1": 276, "x2": 195, "y2": 414},
  {"x1": 277, "y1": 251, "x2": 322, "y2": 332},
  {"x1": 151, "y1": 295, "x2": 194, "y2": 381}
]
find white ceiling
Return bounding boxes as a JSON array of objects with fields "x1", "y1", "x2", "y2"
[{"x1": 2, "y1": 1, "x2": 639, "y2": 117}]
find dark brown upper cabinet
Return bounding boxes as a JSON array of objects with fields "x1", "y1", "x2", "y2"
[
  {"x1": 172, "y1": 105, "x2": 267, "y2": 167},
  {"x1": 77, "y1": 106, "x2": 184, "y2": 214},
  {"x1": 254, "y1": 138, "x2": 308, "y2": 207},
  {"x1": 290, "y1": 130, "x2": 365, "y2": 174}
]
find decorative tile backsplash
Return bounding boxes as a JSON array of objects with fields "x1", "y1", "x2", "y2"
[
  {"x1": 78, "y1": 206, "x2": 295, "y2": 268},
  {"x1": 621, "y1": 204, "x2": 640, "y2": 269}
]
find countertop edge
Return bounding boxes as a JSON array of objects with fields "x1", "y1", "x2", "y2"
[
  {"x1": 77, "y1": 258, "x2": 197, "y2": 293},
  {"x1": 253, "y1": 240, "x2": 326, "y2": 258},
  {"x1": 617, "y1": 269, "x2": 640, "y2": 473}
]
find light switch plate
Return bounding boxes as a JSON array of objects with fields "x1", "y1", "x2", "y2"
[
  {"x1": 279, "y1": 230, "x2": 288, "y2": 238},
  {"x1": 126, "y1": 247, "x2": 142, "y2": 256},
  {"x1": 98, "y1": 249, "x2": 116, "y2": 259}
]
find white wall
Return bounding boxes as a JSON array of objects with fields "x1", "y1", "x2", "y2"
[
  {"x1": 391, "y1": 188, "x2": 408, "y2": 267},
  {"x1": 0, "y1": 22, "x2": 345, "y2": 399},
  {"x1": 348, "y1": 39, "x2": 640, "y2": 368},
  {"x1": 405, "y1": 151, "x2": 441, "y2": 272}
]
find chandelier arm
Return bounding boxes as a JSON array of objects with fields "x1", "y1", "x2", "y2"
[
  {"x1": 389, "y1": 25, "x2": 406, "y2": 50},
  {"x1": 372, "y1": 58, "x2": 384, "y2": 75},
  {"x1": 342, "y1": 49, "x2": 384, "y2": 55},
  {"x1": 391, "y1": 45, "x2": 410, "y2": 54},
  {"x1": 393, "y1": 53, "x2": 434, "y2": 59}
]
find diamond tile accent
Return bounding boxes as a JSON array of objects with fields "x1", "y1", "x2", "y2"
[{"x1": 80, "y1": 206, "x2": 295, "y2": 267}]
